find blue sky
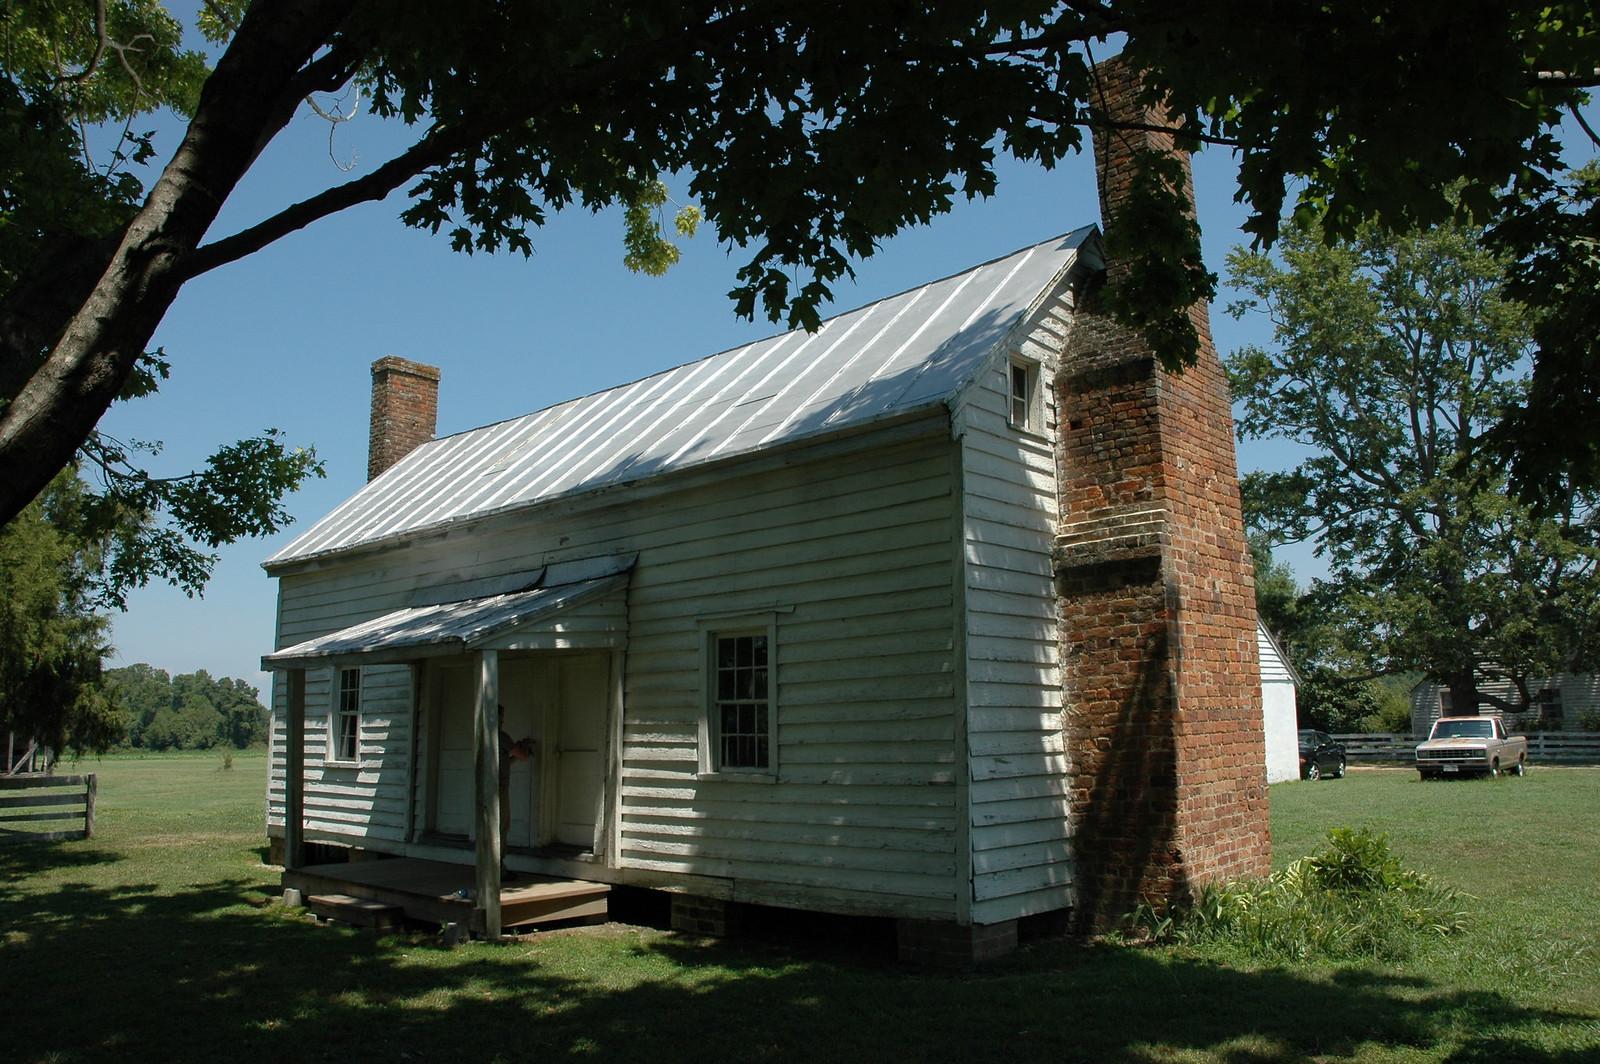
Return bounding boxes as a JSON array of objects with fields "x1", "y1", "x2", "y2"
[{"x1": 95, "y1": 80, "x2": 1593, "y2": 696}]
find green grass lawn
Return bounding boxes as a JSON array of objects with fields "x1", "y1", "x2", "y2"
[{"x1": 3, "y1": 754, "x2": 1598, "y2": 1063}]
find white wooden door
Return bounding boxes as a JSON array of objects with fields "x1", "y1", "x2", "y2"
[
  {"x1": 551, "y1": 655, "x2": 609, "y2": 849},
  {"x1": 432, "y1": 659, "x2": 548, "y2": 842},
  {"x1": 432, "y1": 665, "x2": 474, "y2": 836},
  {"x1": 497, "y1": 658, "x2": 547, "y2": 848}
]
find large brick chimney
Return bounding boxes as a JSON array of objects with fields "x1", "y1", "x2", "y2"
[
  {"x1": 1055, "y1": 57, "x2": 1269, "y2": 929},
  {"x1": 368, "y1": 356, "x2": 440, "y2": 481}
]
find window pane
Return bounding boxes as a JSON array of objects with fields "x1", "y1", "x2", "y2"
[{"x1": 711, "y1": 631, "x2": 772, "y2": 771}]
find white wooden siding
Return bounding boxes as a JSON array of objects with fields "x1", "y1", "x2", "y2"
[
  {"x1": 952, "y1": 286, "x2": 1074, "y2": 925},
  {"x1": 265, "y1": 662, "x2": 413, "y2": 841},
  {"x1": 1411, "y1": 673, "x2": 1600, "y2": 737},
  {"x1": 268, "y1": 419, "x2": 963, "y2": 919},
  {"x1": 1256, "y1": 624, "x2": 1300, "y2": 782},
  {"x1": 1257, "y1": 624, "x2": 1295, "y2": 684}
]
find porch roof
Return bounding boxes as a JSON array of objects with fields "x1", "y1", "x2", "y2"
[{"x1": 262, "y1": 562, "x2": 630, "y2": 671}]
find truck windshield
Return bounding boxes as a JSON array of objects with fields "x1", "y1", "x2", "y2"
[{"x1": 1432, "y1": 720, "x2": 1494, "y2": 739}]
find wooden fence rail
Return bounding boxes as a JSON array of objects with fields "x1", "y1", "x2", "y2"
[
  {"x1": 0, "y1": 774, "x2": 96, "y2": 843},
  {"x1": 1334, "y1": 732, "x2": 1600, "y2": 765}
]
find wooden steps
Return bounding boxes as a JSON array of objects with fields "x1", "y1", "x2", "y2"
[
  {"x1": 283, "y1": 857, "x2": 610, "y2": 934},
  {"x1": 307, "y1": 893, "x2": 404, "y2": 930},
  {"x1": 501, "y1": 877, "x2": 609, "y2": 928}
]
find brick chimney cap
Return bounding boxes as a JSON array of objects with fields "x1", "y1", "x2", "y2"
[{"x1": 371, "y1": 355, "x2": 441, "y2": 381}]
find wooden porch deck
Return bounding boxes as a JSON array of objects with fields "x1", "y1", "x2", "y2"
[{"x1": 283, "y1": 857, "x2": 609, "y2": 933}]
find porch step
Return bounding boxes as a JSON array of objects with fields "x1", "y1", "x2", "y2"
[
  {"x1": 307, "y1": 893, "x2": 405, "y2": 930},
  {"x1": 502, "y1": 880, "x2": 610, "y2": 929}
]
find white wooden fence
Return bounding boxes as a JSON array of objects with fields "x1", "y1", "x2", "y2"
[
  {"x1": 0, "y1": 774, "x2": 97, "y2": 843},
  {"x1": 1334, "y1": 732, "x2": 1600, "y2": 764}
]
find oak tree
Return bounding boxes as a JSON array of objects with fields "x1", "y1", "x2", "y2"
[
  {"x1": 1229, "y1": 215, "x2": 1600, "y2": 717},
  {"x1": 2, "y1": 0, "x2": 1596, "y2": 536}
]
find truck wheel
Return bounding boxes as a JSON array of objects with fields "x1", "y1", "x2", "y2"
[
  {"x1": 1306, "y1": 763, "x2": 1321, "y2": 781},
  {"x1": 1511, "y1": 759, "x2": 1525, "y2": 777},
  {"x1": 1488, "y1": 759, "x2": 1499, "y2": 778}
]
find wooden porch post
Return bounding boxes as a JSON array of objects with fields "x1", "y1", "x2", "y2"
[
  {"x1": 284, "y1": 668, "x2": 306, "y2": 870},
  {"x1": 474, "y1": 650, "x2": 502, "y2": 938}
]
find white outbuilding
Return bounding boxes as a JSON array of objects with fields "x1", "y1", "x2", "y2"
[{"x1": 1257, "y1": 623, "x2": 1301, "y2": 783}]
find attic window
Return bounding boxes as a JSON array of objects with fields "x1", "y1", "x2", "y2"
[{"x1": 1009, "y1": 359, "x2": 1039, "y2": 431}]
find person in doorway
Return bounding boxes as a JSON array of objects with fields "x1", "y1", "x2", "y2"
[{"x1": 498, "y1": 723, "x2": 535, "y2": 883}]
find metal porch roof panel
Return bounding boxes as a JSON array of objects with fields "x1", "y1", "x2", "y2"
[
  {"x1": 262, "y1": 573, "x2": 626, "y2": 670},
  {"x1": 267, "y1": 228, "x2": 1091, "y2": 568}
]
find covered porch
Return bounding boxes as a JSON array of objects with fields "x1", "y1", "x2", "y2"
[{"x1": 263, "y1": 557, "x2": 632, "y2": 939}]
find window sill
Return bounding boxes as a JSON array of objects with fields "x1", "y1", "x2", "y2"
[
  {"x1": 695, "y1": 771, "x2": 777, "y2": 784},
  {"x1": 323, "y1": 758, "x2": 362, "y2": 770},
  {"x1": 1007, "y1": 421, "x2": 1051, "y2": 443}
]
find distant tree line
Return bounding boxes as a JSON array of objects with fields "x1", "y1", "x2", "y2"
[{"x1": 103, "y1": 665, "x2": 269, "y2": 751}]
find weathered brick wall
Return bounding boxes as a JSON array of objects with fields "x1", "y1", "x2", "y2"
[
  {"x1": 368, "y1": 356, "x2": 441, "y2": 481},
  {"x1": 1055, "y1": 57, "x2": 1269, "y2": 929}
]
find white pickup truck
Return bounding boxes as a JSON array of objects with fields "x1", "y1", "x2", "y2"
[{"x1": 1415, "y1": 716, "x2": 1529, "y2": 779}]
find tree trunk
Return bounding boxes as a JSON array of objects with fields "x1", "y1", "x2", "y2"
[
  {"x1": 0, "y1": 0, "x2": 355, "y2": 523},
  {"x1": 1445, "y1": 670, "x2": 1480, "y2": 717}
]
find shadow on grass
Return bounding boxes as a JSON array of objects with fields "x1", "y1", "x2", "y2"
[
  {"x1": 1, "y1": 873, "x2": 1595, "y2": 1064},
  {"x1": 0, "y1": 840, "x2": 124, "y2": 896}
]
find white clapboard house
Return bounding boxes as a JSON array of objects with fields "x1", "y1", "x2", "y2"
[{"x1": 263, "y1": 228, "x2": 1105, "y2": 949}]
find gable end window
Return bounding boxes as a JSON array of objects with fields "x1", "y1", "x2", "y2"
[
  {"x1": 1009, "y1": 359, "x2": 1039, "y2": 431},
  {"x1": 332, "y1": 667, "x2": 362, "y2": 763}
]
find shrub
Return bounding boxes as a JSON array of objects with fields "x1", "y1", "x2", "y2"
[{"x1": 1125, "y1": 827, "x2": 1470, "y2": 963}]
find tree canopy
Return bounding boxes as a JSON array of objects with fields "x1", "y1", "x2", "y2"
[
  {"x1": 1229, "y1": 214, "x2": 1600, "y2": 718},
  {"x1": 104, "y1": 664, "x2": 270, "y2": 750},
  {"x1": 0, "y1": 472, "x2": 124, "y2": 765},
  {"x1": 0, "y1": 0, "x2": 1596, "y2": 533}
]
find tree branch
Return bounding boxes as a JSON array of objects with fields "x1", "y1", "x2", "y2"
[
  {"x1": 57, "y1": 0, "x2": 110, "y2": 84},
  {"x1": 1571, "y1": 104, "x2": 1600, "y2": 151},
  {"x1": 182, "y1": 124, "x2": 470, "y2": 280}
]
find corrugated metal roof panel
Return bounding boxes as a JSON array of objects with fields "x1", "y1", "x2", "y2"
[
  {"x1": 268, "y1": 228, "x2": 1091, "y2": 568},
  {"x1": 262, "y1": 571, "x2": 628, "y2": 669}
]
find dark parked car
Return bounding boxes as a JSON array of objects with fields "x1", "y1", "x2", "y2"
[{"x1": 1298, "y1": 730, "x2": 1346, "y2": 780}]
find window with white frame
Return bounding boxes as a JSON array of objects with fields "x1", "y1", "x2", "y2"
[
  {"x1": 1008, "y1": 358, "x2": 1039, "y2": 431},
  {"x1": 332, "y1": 668, "x2": 361, "y2": 762},
  {"x1": 710, "y1": 632, "x2": 771, "y2": 771}
]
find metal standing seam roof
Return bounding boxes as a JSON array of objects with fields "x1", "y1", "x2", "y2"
[
  {"x1": 266, "y1": 227, "x2": 1094, "y2": 570},
  {"x1": 261, "y1": 571, "x2": 628, "y2": 670}
]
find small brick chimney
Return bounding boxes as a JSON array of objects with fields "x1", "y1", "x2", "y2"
[
  {"x1": 1054, "y1": 57, "x2": 1269, "y2": 930},
  {"x1": 368, "y1": 356, "x2": 440, "y2": 481}
]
